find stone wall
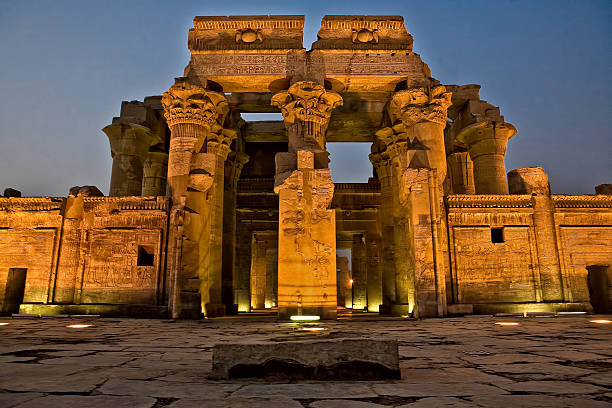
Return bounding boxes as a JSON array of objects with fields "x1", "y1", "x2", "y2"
[
  {"x1": 0, "y1": 196, "x2": 170, "y2": 316},
  {"x1": 446, "y1": 194, "x2": 612, "y2": 313}
]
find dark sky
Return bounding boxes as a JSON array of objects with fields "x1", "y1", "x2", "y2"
[{"x1": 0, "y1": 0, "x2": 610, "y2": 196}]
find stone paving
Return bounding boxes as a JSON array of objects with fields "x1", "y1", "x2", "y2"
[{"x1": 0, "y1": 315, "x2": 611, "y2": 407}]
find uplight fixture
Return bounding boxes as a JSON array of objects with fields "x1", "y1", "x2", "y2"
[
  {"x1": 66, "y1": 324, "x2": 93, "y2": 328},
  {"x1": 290, "y1": 315, "x2": 320, "y2": 321},
  {"x1": 590, "y1": 319, "x2": 611, "y2": 324},
  {"x1": 495, "y1": 322, "x2": 519, "y2": 326}
]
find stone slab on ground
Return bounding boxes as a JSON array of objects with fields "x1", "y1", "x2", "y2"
[
  {"x1": 13, "y1": 395, "x2": 156, "y2": 408},
  {"x1": 211, "y1": 338, "x2": 399, "y2": 380}
]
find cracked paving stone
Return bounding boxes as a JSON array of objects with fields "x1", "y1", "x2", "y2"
[
  {"x1": 467, "y1": 394, "x2": 612, "y2": 407},
  {"x1": 232, "y1": 383, "x2": 377, "y2": 399},
  {"x1": 580, "y1": 372, "x2": 612, "y2": 387},
  {"x1": 309, "y1": 400, "x2": 388, "y2": 408},
  {"x1": 13, "y1": 395, "x2": 156, "y2": 408},
  {"x1": 372, "y1": 382, "x2": 507, "y2": 397},
  {"x1": 479, "y1": 362, "x2": 594, "y2": 380},
  {"x1": 98, "y1": 379, "x2": 240, "y2": 399},
  {"x1": 167, "y1": 397, "x2": 303, "y2": 408},
  {"x1": 0, "y1": 392, "x2": 43, "y2": 408},
  {"x1": 396, "y1": 397, "x2": 474, "y2": 407},
  {"x1": 0, "y1": 365, "x2": 106, "y2": 393},
  {"x1": 497, "y1": 380, "x2": 605, "y2": 394}
]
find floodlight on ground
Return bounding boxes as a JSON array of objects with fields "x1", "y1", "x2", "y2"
[
  {"x1": 590, "y1": 319, "x2": 611, "y2": 324},
  {"x1": 299, "y1": 327, "x2": 326, "y2": 332},
  {"x1": 66, "y1": 324, "x2": 93, "y2": 328},
  {"x1": 495, "y1": 322, "x2": 520, "y2": 326},
  {"x1": 290, "y1": 315, "x2": 320, "y2": 321},
  {"x1": 0, "y1": 322, "x2": 8, "y2": 326}
]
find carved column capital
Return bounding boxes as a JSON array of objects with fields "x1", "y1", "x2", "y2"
[
  {"x1": 161, "y1": 80, "x2": 229, "y2": 128},
  {"x1": 271, "y1": 81, "x2": 343, "y2": 152},
  {"x1": 388, "y1": 85, "x2": 452, "y2": 127}
]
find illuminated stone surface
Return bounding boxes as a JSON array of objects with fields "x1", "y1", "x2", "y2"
[
  {"x1": 210, "y1": 338, "x2": 399, "y2": 379},
  {"x1": 1, "y1": 14, "x2": 611, "y2": 322},
  {"x1": 0, "y1": 316, "x2": 610, "y2": 406}
]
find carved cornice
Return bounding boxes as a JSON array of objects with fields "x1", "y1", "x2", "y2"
[
  {"x1": 552, "y1": 195, "x2": 612, "y2": 208},
  {"x1": 446, "y1": 194, "x2": 533, "y2": 208},
  {"x1": 388, "y1": 85, "x2": 452, "y2": 127},
  {"x1": 271, "y1": 81, "x2": 343, "y2": 129},
  {"x1": 82, "y1": 196, "x2": 170, "y2": 211},
  {"x1": 162, "y1": 81, "x2": 229, "y2": 128},
  {"x1": 0, "y1": 197, "x2": 63, "y2": 212}
]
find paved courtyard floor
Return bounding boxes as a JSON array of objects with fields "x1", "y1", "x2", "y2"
[{"x1": 0, "y1": 314, "x2": 611, "y2": 407}]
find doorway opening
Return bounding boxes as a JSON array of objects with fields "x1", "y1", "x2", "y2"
[
  {"x1": 2, "y1": 268, "x2": 27, "y2": 315},
  {"x1": 587, "y1": 265, "x2": 611, "y2": 314}
]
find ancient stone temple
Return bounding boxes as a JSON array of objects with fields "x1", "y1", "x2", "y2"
[{"x1": 1, "y1": 15, "x2": 611, "y2": 319}]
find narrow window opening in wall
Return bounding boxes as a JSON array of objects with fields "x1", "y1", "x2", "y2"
[
  {"x1": 491, "y1": 227, "x2": 505, "y2": 244},
  {"x1": 137, "y1": 246, "x2": 155, "y2": 266}
]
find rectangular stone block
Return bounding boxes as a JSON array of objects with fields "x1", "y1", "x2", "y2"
[{"x1": 211, "y1": 338, "x2": 400, "y2": 380}]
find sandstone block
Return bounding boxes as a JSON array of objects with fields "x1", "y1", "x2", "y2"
[
  {"x1": 69, "y1": 185, "x2": 104, "y2": 197},
  {"x1": 210, "y1": 338, "x2": 400, "y2": 380},
  {"x1": 595, "y1": 184, "x2": 612, "y2": 195},
  {"x1": 3, "y1": 188, "x2": 21, "y2": 197},
  {"x1": 507, "y1": 167, "x2": 550, "y2": 195}
]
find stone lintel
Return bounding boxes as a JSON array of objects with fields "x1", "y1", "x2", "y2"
[
  {"x1": 313, "y1": 15, "x2": 413, "y2": 51},
  {"x1": 189, "y1": 15, "x2": 305, "y2": 53}
]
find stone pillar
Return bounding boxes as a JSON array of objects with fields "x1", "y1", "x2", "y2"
[
  {"x1": 365, "y1": 233, "x2": 383, "y2": 312},
  {"x1": 369, "y1": 154, "x2": 397, "y2": 311},
  {"x1": 272, "y1": 82, "x2": 342, "y2": 320},
  {"x1": 457, "y1": 121, "x2": 516, "y2": 194},
  {"x1": 336, "y1": 256, "x2": 352, "y2": 308},
  {"x1": 250, "y1": 235, "x2": 267, "y2": 310},
  {"x1": 351, "y1": 234, "x2": 367, "y2": 310},
  {"x1": 447, "y1": 152, "x2": 475, "y2": 194},
  {"x1": 508, "y1": 167, "x2": 562, "y2": 301},
  {"x1": 265, "y1": 240, "x2": 278, "y2": 308},
  {"x1": 222, "y1": 152, "x2": 249, "y2": 314},
  {"x1": 373, "y1": 85, "x2": 451, "y2": 315},
  {"x1": 103, "y1": 123, "x2": 153, "y2": 196},
  {"x1": 398, "y1": 169, "x2": 448, "y2": 318},
  {"x1": 142, "y1": 151, "x2": 168, "y2": 196},
  {"x1": 161, "y1": 78, "x2": 232, "y2": 318},
  {"x1": 275, "y1": 151, "x2": 337, "y2": 320}
]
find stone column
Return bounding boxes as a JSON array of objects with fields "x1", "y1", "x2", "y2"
[
  {"x1": 373, "y1": 85, "x2": 452, "y2": 315},
  {"x1": 398, "y1": 169, "x2": 448, "y2": 318},
  {"x1": 161, "y1": 79, "x2": 232, "y2": 318},
  {"x1": 351, "y1": 234, "x2": 367, "y2": 310},
  {"x1": 365, "y1": 233, "x2": 383, "y2": 312},
  {"x1": 271, "y1": 82, "x2": 343, "y2": 320},
  {"x1": 103, "y1": 123, "x2": 153, "y2": 196},
  {"x1": 336, "y1": 256, "x2": 352, "y2": 308},
  {"x1": 457, "y1": 121, "x2": 516, "y2": 194},
  {"x1": 142, "y1": 151, "x2": 168, "y2": 196},
  {"x1": 447, "y1": 152, "x2": 475, "y2": 194},
  {"x1": 369, "y1": 153, "x2": 397, "y2": 311},
  {"x1": 508, "y1": 167, "x2": 562, "y2": 301},
  {"x1": 275, "y1": 151, "x2": 337, "y2": 319},
  {"x1": 250, "y1": 234, "x2": 267, "y2": 310},
  {"x1": 222, "y1": 152, "x2": 249, "y2": 314},
  {"x1": 265, "y1": 240, "x2": 278, "y2": 308}
]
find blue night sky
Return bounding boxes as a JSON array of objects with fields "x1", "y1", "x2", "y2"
[{"x1": 0, "y1": 0, "x2": 610, "y2": 196}]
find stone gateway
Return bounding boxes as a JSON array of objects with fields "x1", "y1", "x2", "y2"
[{"x1": 1, "y1": 15, "x2": 611, "y2": 319}]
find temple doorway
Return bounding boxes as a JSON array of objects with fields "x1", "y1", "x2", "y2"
[
  {"x1": 2, "y1": 268, "x2": 27, "y2": 315},
  {"x1": 587, "y1": 265, "x2": 611, "y2": 313}
]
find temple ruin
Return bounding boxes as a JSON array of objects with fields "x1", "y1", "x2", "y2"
[{"x1": 1, "y1": 15, "x2": 611, "y2": 319}]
